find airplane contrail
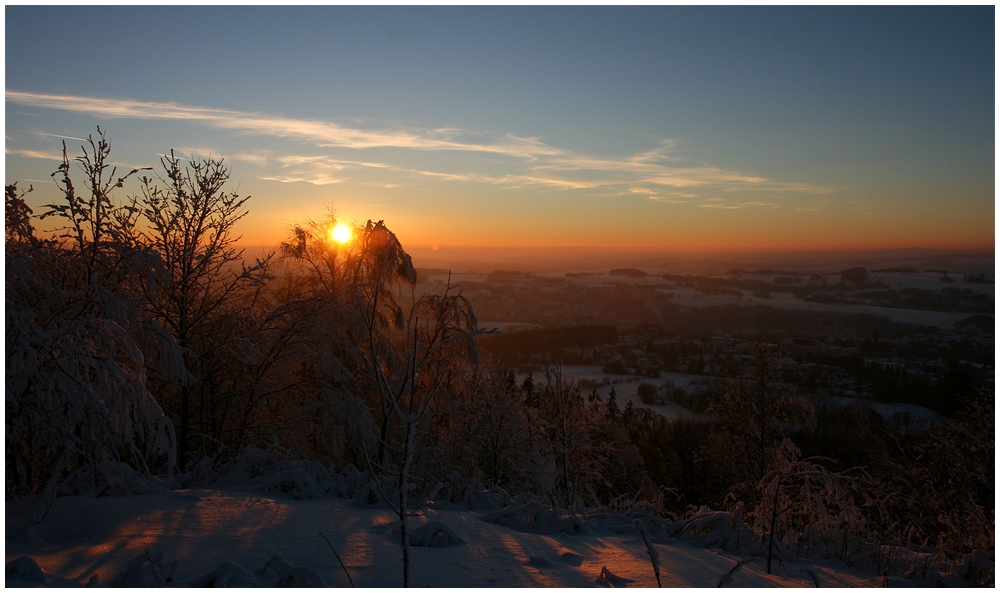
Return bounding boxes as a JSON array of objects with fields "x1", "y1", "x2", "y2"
[
  {"x1": 42, "y1": 132, "x2": 87, "y2": 141},
  {"x1": 156, "y1": 153, "x2": 193, "y2": 162}
]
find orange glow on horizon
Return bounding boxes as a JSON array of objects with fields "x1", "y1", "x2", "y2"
[
  {"x1": 237, "y1": 234, "x2": 993, "y2": 256},
  {"x1": 234, "y1": 206, "x2": 993, "y2": 257}
]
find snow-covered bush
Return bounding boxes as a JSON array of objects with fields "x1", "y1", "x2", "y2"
[
  {"x1": 502, "y1": 367, "x2": 643, "y2": 508},
  {"x1": 481, "y1": 500, "x2": 589, "y2": 535},
  {"x1": 6, "y1": 139, "x2": 184, "y2": 496},
  {"x1": 174, "y1": 449, "x2": 373, "y2": 502},
  {"x1": 861, "y1": 392, "x2": 994, "y2": 585},
  {"x1": 5, "y1": 274, "x2": 177, "y2": 495},
  {"x1": 749, "y1": 449, "x2": 868, "y2": 572},
  {"x1": 462, "y1": 484, "x2": 514, "y2": 512},
  {"x1": 670, "y1": 506, "x2": 762, "y2": 555}
]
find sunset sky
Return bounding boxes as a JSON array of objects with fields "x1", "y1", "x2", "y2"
[{"x1": 5, "y1": 6, "x2": 994, "y2": 258}]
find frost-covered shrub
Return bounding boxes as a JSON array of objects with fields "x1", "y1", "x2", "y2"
[
  {"x1": 707, "y1": 343, "x2": 815, "y2": 500},
  {"x1": 173, "y1": 449, "x2": 379, "y2": 504},
  {"x1": 481, "y1": 500, "x2": 589, "y2": 535},
  {"x1": 6, "y1": 137, "x2": 187, "y2": 496},
  {"x1": 670, "y1": 506, "x2": 762, "y2": 555},
  {"x1": 463, "y1": 485, "x2": 514, "y2": 512},
  {"x1": 175, "y1": 455, "x2": 221, "y2": 489},
  {"x1": 862, "y1": 394, "x2": 994, "y2": 585},
  {"x1": 6, "y1": 236, "x2": 179, "y2": 495},
  {"x1": 524, "y1": 368, "x2": 648, "y2": 508},
  {"x1": 183, "y1": 449, "x2": 364, "y2": 501},
  {"x1": 749, "y1": 451, "x2": 868, "y2": 572}
]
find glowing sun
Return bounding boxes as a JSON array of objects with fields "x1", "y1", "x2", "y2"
[{"x1": 329, "y1": 224, "x2": 352, "y2": 244}]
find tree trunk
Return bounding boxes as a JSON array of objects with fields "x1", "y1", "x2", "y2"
[
  {"x1": 178, "y1": 384, "x2": 191, "y2": 469},
  {"x1": 766, "y1": 491, "x2": 779, "y2": 574},
  {"x1": 378, "y1": 410, "x2": 391, "y2": 467},
  {"x1": 399, "y1": 417, "x2": 415, "y2": 587}
]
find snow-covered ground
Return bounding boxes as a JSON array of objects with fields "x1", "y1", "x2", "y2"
[{"x1": 7, "y1": 487, "x2": 890, "y2": 588}]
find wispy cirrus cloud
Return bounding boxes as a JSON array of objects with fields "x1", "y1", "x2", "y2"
[
  {"x1": 260, "y1": 174, "x2": 347, "y2": 186},
  {"x1": 229, "y1": 151, "x2": 271, "y2": 167},
  {"x1": 538, "y1": 149, "x2": 835, "y2": 194},
  {"x1": 6, "y1": 147, "x2": 64, "y2": 161},
  {"x1": 6, "y1": 90, "x2": 841, "y2": 204},
  {"x1": 6, "y1": 91, "x2": 562, "y2": 160},
  {"x1": 263, "y1": 153, "x2": 616, "y2": 190},
  {"x1": 627, "y1": 187, "x2": 699, "y2": 203},
  {"x1": 699, "y1": 201, "x2": 780, "y2": 210},
  {"x1": 487, "y1": 174, "x2": 612, "y2": 190}
]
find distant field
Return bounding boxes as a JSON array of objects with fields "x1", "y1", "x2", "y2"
[
  {"x1": 516, "y1": 365, "x2": 942, "y2": 431},
  {"x1": 421, "y1": 270, "x2": 992, "y2": 331}
]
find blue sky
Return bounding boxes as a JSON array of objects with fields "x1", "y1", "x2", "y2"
[{"x1": 5, "y1": 6, "x2": 994, "y2": 252}]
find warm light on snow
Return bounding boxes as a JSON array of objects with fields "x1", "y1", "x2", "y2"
[{"x1": 4, "y1": 487, "x2": 879, "y2": 587}]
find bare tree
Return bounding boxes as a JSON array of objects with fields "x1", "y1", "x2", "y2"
[
  {"x1": 131, "y1": 151, "x2": 272, "y2": 466},
  {"x1": 453, "y1": 365, "x2": 532, "y2": 490},
  {"x1": 709, "y1": 343, "x2": 815, "y2": 498},
  {"x1": 42, "y1": 129, "x2": 148, "y2": 285}
]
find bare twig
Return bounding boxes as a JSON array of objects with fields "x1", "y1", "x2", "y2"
[
  {"x1": 361, "y1": 441, "x2": 400, "y2": 510},
  {"x1": 717, "y1": 560, "x2": 744, "y2": 588},
  {"x1": 319, "y1": 531, "x2": 355, "y2": 588},
  {"x1": 637, "y1": 525, "x2": 662, "y2": 587}
]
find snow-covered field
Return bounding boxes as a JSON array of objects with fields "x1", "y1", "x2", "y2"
[
  {"x1": 520, "y1": 365, "x2": 943, "y2": 429},
  {"x1": 452, "y1": 270, "x2": 992, "y2": 330},
  {"x1": 478, "y1": 321, "x2": 542, "y2": 333},
  {"x1": 806, "y1": 395, "x2": 943, "y2": 432},
  {"x1": 709, "y1": 292, "x2": 979, "y2": 331},
  {"x1": 7, "y1": 486, "x2": 889, "y2": 588}
]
